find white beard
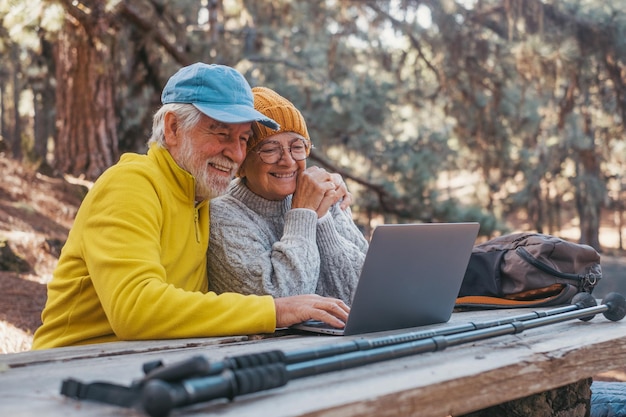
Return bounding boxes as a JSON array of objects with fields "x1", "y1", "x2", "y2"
[{"x1": 176, "y1": 135, "x2": 237, "y2": 200}]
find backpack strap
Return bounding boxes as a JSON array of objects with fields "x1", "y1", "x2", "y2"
[{"x1": 456, "y1": 283, "x2": 580, "y2": 309}]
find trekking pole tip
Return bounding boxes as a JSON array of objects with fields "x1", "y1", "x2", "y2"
[
  {"x1": 602, "y1": 292, "x2": 626, "y2": 322},
  {"x1": 571, "y1": 292, "x2": 597, "y2": 321}
]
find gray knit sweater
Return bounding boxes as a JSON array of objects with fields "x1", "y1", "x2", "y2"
[{"x1": 207, "y1": 178, "x2": 369, "y2": 305}]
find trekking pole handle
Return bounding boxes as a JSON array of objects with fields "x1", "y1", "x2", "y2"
[{"x1": 141, "y1": 363, "x2": 289, "y2": 417}]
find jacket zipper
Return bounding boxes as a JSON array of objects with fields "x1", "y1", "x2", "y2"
[{"x1": 194, "y1": 206, "x2": 200, "y2": 243}]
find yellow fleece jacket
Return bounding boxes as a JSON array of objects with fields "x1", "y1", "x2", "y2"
[{"x1": 32, "y1": 145, "x2": 275, "y2": 349}]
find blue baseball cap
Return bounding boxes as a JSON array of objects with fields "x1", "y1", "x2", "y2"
[{"x1": 161, "y1": 63, "x2": 279, "y2": 130}]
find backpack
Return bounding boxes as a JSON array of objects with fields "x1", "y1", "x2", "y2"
[{"x1": 456, "y1": 232, "x2": 602, "y2": 308}]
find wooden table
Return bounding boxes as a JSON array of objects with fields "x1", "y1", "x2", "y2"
[{"x1": 1, "y1": 306, "x2": 625, "y2": 417}]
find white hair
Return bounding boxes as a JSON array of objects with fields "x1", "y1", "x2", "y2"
[{"x1": 147, "y1": 103, "x2": 203, "y2": 148}]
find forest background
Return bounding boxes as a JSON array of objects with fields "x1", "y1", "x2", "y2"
[{"x1": 0, "y1": 0, "x2": 625, "y2": 354}]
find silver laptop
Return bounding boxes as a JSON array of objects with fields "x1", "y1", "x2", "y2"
[{"x1": 291, "y1": 222, "x2": 479, "y2": 336}]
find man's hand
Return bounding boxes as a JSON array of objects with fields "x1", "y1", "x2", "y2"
[
  {"x1": 274, "y1": 294, "x2": 350, "y2": 328},
  {"x1": 329, "y1": 172, "x2": 353, "y2": 210}
]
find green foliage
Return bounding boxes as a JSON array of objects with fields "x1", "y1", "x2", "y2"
[{"x1": 1, "y1": 0, "x2": 625, "y2": 247}]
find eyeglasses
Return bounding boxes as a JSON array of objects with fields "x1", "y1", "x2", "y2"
[{"x1": 254, "y1": 138, "x2": 313, "y2": 164}]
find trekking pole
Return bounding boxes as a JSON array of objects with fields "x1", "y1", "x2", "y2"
[
  {"x1": 140, "y1": 292, "x2": 626, "y2": 417},
  {"x1": 139, "y1": 292, "x2": 599, "y2": 384}
]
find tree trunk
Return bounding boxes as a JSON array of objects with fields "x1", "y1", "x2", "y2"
[
  {"x1": 10, "y1": 43, "x2": 22, "y2": 161},
  {"x1": 0, "y1": 71, "x2": 6, "y2": 152},
  {"x1": 53, "y1": 16, "x2": 118, "y2": 180},
  {"x1": 575, "y1": 107, "x2": 603, "y2": 251},
  {"x1": 619, "y1": 207, "x2": 624, "y2": 251},
  {"x1": 32, "y1": 88, "x2": 46, "y2": 163},
  {"x1": 574, "y1": 150, "x2": 602, "y2": 251}
]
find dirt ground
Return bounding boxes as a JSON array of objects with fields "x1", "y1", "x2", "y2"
[
  {"x1": 0, "y1": 155, "x2": 87, "y2": 352},
  {"x1": 0, "y1": 154, "x2": 625, "y2": 382}
]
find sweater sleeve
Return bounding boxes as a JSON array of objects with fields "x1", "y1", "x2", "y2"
[
  {"x1": 208, "y1": 197, "x2": 321, "y2": 298},
  {"x1": 315, "y1": 204, "x2": 369, "y2": 305}
]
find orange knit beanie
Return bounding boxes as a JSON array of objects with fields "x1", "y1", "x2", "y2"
[{"x1": 248, "y1": 87, "x2": 310, "y2": 152}]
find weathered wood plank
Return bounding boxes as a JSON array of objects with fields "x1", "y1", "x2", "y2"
[
  {"x1": 1, "y1": 335, "x2": 249, "y2": 368},
  {"x1": 0, "y1": 308, "x2": 623, "y2": 417}
]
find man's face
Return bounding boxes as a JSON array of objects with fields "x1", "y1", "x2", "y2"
[{"x1": 167, "y1": 113, "x2": 252, "y2": 200}]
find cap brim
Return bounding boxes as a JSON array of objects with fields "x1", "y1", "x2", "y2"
[{"x1": 194, "y1": 103, "x2": 280, "y2": 130}]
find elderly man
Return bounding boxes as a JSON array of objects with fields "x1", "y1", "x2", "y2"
[{"x1": 32, "y1": 63, "x2": 348, "y2": 349}]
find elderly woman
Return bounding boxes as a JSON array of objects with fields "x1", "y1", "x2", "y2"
[{"x1": 208, "y1": 87, "x2": 368, "y2": 305}]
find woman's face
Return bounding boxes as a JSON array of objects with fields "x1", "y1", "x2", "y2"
[{"x1": 241, "y1": 132, "x2": 309, "y2": 201}]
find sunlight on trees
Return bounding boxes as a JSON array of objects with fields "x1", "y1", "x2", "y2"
[{"x1": 0, "y1": 0, "x2": 624, "y2": 250}]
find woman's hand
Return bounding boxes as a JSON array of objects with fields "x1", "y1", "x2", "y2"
[{"x1": 292, "y1": 166, "x2": 338, "y2": 218}]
